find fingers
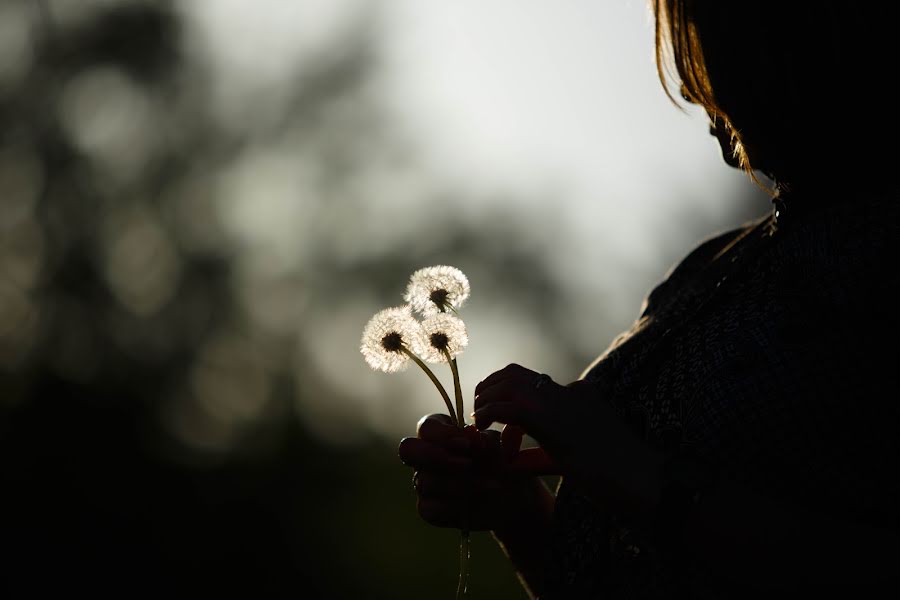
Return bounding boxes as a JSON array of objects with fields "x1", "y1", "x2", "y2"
[
  {"x1": 416, "y1": 495, "x2": 491, "y2": 530},
  {"x1": 474, "y1": 370, "x2": 561, "y2": 412},
  {"x1": 416, "y1": 413, "x2": 460, "y2": 442},
  {"x1": 415, "y1": 471, "x2": 474, "y2": 501},
  {"x1": 473, "y1": 374, "x2": 550, "y2": 432},
  {"x1": 473, "y1": 401, "x2": 532, "y2": 431},
  {"x1": 416, "y1": 414, "x2": 475, "y2": 456},
  {"x1": 413, "y1": 471, "x2": 474, "y2": 529},
  {"x1": 508, "y1": 448, "x2": 561, "y2": 476},
  {"x1": 413, "y1": 471, "x2": 507, "y2": 530},
  {"x1": 474, "y1": 363, "x2": 536, "y2": 398},
  {"x1": 416, "y1": 497, "x2": 458, "y2": 528},
  {"x1": 400, "y1": 423, "x2": 510, "y2": 471},
  {"x1": 500, "y1": 424, "x2": 524, "y2": 462},
  {"x1": 398, "y1": 437, "x2": 471, "y2": 471}
]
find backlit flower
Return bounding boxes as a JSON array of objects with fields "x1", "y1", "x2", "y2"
[
  {"x1": 404, "y1": 265, "x2": 470, "y2": 317},
  {"x1": 420, "y1": 313, "x2": 469, "y2": 363},
  {"x1": 360, "y1": 306, "x2": 425, "y2": 373}
]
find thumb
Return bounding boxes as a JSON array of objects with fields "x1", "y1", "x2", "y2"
[
  {"x1": 508, "y1": 448, "x2": 560, "y2": 476},
  {"x1": 500, "y1": 425, "x2": 525, "y2": 462}
]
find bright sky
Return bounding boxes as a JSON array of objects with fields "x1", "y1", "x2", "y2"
[
  {"x1": 178, "y1": 0, "x2": 768, "y2": 442},
  {"x1": 182, "y1": 0, "x2": 755, "y2": 273}
]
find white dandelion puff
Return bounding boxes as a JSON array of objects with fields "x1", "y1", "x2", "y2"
[
  {"x1": 360, "y1": 306, "x2": 458, "y2": 425},
  {"x1": 404, "y1": 265, "x2": 470, "y2": 317},
  {"x1": 420, "y1": 314, "x2": 469, "y2": 363},
  {"x1": 360, "y1": 306, "x2": 425, "y2": 373}
]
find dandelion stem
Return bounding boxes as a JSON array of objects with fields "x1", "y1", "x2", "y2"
[
  {"x1": 440, "y1": 350, "x2": 470, "y2": 599},
  {"x1": 400, "y1": 346, "x2": 457, "y2": 427},
  {"x1": 445, "y1": 353, "x2": 465, "y2": 429},
  {"x1": 457, "y1": 530, "x2": 470, "y2": 599}
]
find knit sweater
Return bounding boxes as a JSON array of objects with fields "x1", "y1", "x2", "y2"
[{"x1": 543, "y1": 191, "x2": 900, "y2": 598}]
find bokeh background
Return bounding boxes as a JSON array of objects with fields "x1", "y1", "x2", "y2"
[{"x1": 0, "y1": 0, "x2": 768, "y2": 597}]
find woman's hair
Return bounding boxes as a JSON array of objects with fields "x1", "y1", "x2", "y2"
[
  {"x1": 652, "y1": 1, "x2": 898, "y2": 188},
  {"x1": 652, "y1": 1, "x2": 749, "y2": 170}
]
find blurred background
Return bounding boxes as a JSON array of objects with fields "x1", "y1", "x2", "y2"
[{"x1": 0, "y1": 0, "x2": 767, "y2": 597}]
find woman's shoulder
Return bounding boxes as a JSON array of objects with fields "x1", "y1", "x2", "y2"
[
  {"x1": 639, "y1": 214, "x2": 767, "y2": 318},
  {"x1": 675, "y1": 214, "x2": 771, "y2": 276}
]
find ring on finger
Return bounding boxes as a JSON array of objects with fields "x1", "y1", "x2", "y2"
[{"x1": 534, "y1": 373, "x2": 553, "y2": 390}]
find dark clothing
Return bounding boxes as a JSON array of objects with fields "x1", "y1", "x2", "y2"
[{"x1": 544, "y1": 191, "x2": 900, "y2": 598}]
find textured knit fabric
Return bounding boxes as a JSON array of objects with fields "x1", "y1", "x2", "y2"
[{"x1": 542, "y1": 190, "x2": 900, "y2": 598}]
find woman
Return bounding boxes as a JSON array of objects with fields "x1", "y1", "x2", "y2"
[{"x1": 399, "y1": 2, "x2": 900, "y2": 597}]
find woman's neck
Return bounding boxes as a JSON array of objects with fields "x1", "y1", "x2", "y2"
[
  {"x1": 775, "y1": 176, "x2": 896, "y2": 202},
  {"x1": 768, "y1": 174, "x2": 897, "y2": 230}
]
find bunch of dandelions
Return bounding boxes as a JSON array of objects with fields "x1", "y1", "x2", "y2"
[
  {"x1": 360, "y1": 265, "x2": 471, "y2": 426},
  {"x1": 360, "y1": 265, "x2": 472, "y2": 598}
]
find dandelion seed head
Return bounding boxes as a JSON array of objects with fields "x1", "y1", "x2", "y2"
[
  {"x1": 420, "y1": 313, "x2": 468, "y2": 363},
  {"x1": 404, "y1": 265, "x2": 470, "y2": 317},
  {"x1": 381, "y1": 331, "x2": 403, "y2": 352},
  {"x1": 360, "y1": 306, "x2": 425, "y2": 373},
  {"x1": 430, "y1": 332, "x2": 449, "y2": 351},
  {"x1": 429, "y1": 289, "x2": 449, "y2": 310}
]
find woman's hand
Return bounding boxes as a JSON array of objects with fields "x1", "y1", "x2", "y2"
[
  {"x1": 473, "y1": 363, "x2": 664, "y2": 521},
  {"x1": 398, "y1": 414, "x2": 555, "y2": 532}
]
